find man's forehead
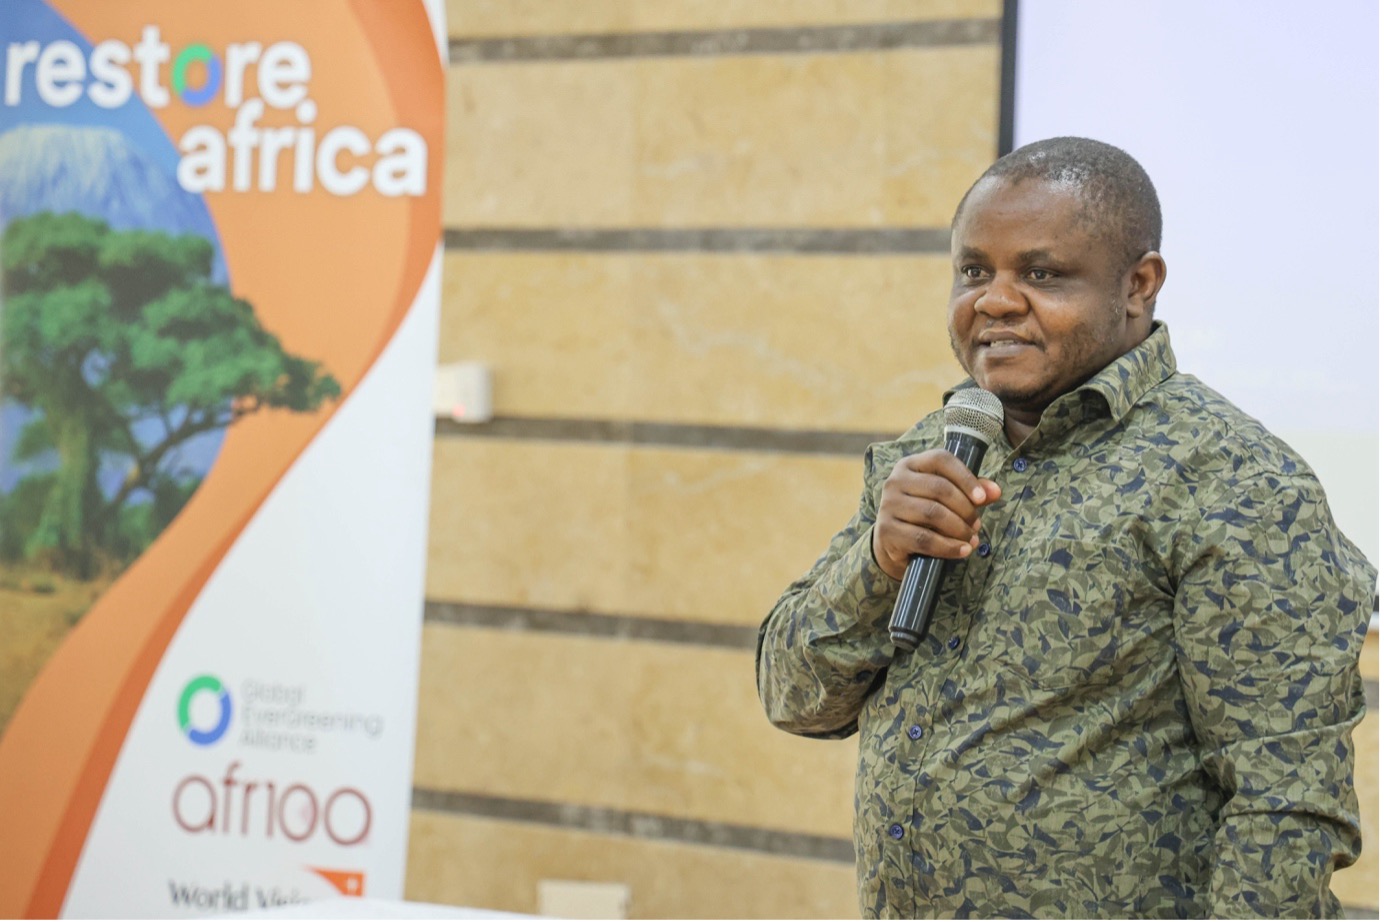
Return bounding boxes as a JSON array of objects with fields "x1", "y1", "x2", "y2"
[
  {"x1": 953, "y1": 177, "x2": 1098, "y2": 250},
  {"x1": 961, "y1": 175, "x2": 1088, "y2": 219}
]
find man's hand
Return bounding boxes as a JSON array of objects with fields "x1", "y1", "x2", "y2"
[{"x1": 872, "y1": 450, "x2": 1002, "y2": 581}]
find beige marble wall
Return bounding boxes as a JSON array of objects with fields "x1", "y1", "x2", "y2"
[
  {"x1": 447, "y1": 0, "x2": 1003, "y2": 38},
  {"x1": 1334, "y1": 631, "x2": 1380, "y2": 908},
  {"x1": 408, "y1": 812, "x2": 859, "y2": 918},
  {"x1": 423, "y1": 8, "x2": 989, "y2": 909},
  {"x1": 425, "y1": 440, "x2": 865, "y2": 621},
  {"x1": 414, "y1": 626, "x2": 856, "y2": 836},
  {"x1": 445, "y1": 46, "x2": 999, "y2": 229},
  {"x1": 438, "y1": 252, "x2": 960, "y2": 431}
]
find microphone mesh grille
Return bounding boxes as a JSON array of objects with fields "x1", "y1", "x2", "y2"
[{"x1": 943, "y1": 388, "x2": 1005, "y2": 445}]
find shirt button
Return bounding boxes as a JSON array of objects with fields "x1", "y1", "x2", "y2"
[
  {"x1": 977, "y1": 542, "x2": 991, "y2": 557},
  {"x1": 947, "y1": 636, "x2": 961, "y2": 651},
  {"x1": 907, "y1": 724, "x2": 923, "y2": 740},
  {"x1": 888, "y1": 824, "x2": 905, "y2": 840},
  {"x1": 1012, "y1": 457, "x2": 1029, "y2": 473}
]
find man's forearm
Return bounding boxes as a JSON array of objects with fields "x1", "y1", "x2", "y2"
[{"x1": 757, "y1": 524, "x2": 898, "y2": 737}]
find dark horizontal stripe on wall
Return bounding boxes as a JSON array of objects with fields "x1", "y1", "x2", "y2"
[
  {"x1": 425, "y1": 600, "x2": 758, "y2": 651},
  {"x1": 450, "y1": 18, "x2": 1000, "y2": 64},
  {"x1": 443, "y1": 226, "x2": 952, "y2": 255},
  {"x1": 424, "y1": 604, "x2": 1384, "y2": 712},
  {"x1": 413, "y1": 788, "x2": 854, "y2": 864},
  {"x1": 424, "y1": 606, "x2": 1384, "y2": 709},
  {"x1": 435, "y1": 415, "x2": 899, "y2": 457}
]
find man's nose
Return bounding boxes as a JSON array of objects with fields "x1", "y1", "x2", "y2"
[{"x1": 974, "y1": 275, "x2": 1027, "y2": 317}]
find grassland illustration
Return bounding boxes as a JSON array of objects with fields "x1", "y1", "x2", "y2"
[{"x1": 0, "y1": 166, "x2": 340, "y2": 738}]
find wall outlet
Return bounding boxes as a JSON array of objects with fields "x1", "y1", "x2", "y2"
[
  {"x1": 433, "y1": 361, "x2": 492, "y2": 422},
  {"x1": 537, "y1": 880, "x2": 630, "y2": 919}
]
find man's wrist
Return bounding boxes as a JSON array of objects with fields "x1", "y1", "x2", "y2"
[{"x1": 869, "y1": 522, "x2": 905, "y2": 584}]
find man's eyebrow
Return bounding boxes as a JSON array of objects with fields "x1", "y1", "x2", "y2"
[{"x1": 954, "y1": 246, "x2": 1066, "y2": 263}]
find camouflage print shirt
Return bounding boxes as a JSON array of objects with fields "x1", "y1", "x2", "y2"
[{"x1": 756, "y1": 323, "x2": 1375, "y2": 919}]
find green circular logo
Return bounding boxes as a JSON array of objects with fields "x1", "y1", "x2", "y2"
[{"x1": 178, "y1": 675, "x2": 232, "y2": 745}]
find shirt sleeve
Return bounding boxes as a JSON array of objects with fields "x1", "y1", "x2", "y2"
[
  {"x1": 755, "y1": 443, "x2": 902, "y2": 739},
  {"x1": 1171, "y1": 472, "x2": 1375, "y2": 918}
]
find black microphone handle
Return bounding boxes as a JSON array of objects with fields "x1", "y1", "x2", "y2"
[{"x1": 888, "y1": 430, "x2": 991, "y2": 651}]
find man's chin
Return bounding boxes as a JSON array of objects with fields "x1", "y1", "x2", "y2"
[
  {"x1": 963, "y1": 362, "x2": 1054, "y2": 412},
  {"x1": 974, "y1": 378, "x2": 1034, "y2": 404},
  {"x1": 976, "y1": 381, "x2": 1049, "y2": 415}
]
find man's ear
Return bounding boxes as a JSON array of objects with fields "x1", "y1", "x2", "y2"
[{"x1": 1125, "y1": 250, "x2": 1167, "y2": 319}]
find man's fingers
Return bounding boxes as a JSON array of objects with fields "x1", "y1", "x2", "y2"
[
  {"x1": 874, "y1": 515, "x2": 977, "y2": 580},
  {"x1": 893, "y1": 492, "x2": 977, "y2": 541},
  {"x1": 878, "y1": 510, "x2": 977, "y2": 561},
  {"x1": 913, "y1": 526, "x2": 976, "y2": 557},
  {"x1": 900, "y1": 449, "x2": 989, "y2": 500}
]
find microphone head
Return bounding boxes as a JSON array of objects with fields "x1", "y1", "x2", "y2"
[{"x1": 944, "y1": 388, "x2": 1004, "y2": 446}]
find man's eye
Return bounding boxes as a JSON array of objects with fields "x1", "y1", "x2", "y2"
[
  {"x1": 960, "y1": 266, "x2": 985, "y2": 279},
  {"x1": 1028, "y1": 268, "x2": 1055, "y2": 282}
]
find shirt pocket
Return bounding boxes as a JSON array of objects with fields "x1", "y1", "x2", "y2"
[{"x1": 989, "y1": 530, "x2": 1153, "y2": 693}]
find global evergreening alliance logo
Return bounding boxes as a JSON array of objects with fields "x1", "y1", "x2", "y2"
[{"x1": 179, "y1": 675, "x2": 232, "y2": 745}]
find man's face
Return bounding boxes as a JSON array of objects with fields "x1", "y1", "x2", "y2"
[{"x1": 948, "y1": 177, "x2": 1142, "y2": 421}]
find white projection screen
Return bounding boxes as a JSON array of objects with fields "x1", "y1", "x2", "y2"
[{"x1": 1011, "y1": 0, "x2": 1380, "y2": 570}]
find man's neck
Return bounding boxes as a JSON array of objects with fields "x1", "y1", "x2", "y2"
[{"x1": 1003, "y1": 410, "x2": 1040, "y2": 448}]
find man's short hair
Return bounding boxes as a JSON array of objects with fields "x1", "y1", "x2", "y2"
[{"x1": 955, "y1": 137, "x2": 1162, "y2": 271}]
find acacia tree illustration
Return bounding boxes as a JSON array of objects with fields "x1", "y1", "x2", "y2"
[{"x1": 0, "y1": 211, "x2": 340, "y2": 580}]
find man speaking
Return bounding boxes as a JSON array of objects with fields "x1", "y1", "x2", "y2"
[{"x1": 755, "y1": 137, "x2": 1375, "y2": 918}]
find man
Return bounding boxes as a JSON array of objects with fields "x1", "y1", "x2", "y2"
[{"x1": 756, "y1": 137, "x2": 1375, "y2": 919}]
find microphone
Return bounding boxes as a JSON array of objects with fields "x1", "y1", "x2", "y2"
[{"x1": 888, "y1": 388, "x2": 1005, "y2": 652}]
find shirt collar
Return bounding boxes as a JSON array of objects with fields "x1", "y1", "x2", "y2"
[
  {"x1": 942, "y1": 321, "x2": 1178, "y2": 424},
  {"x1": 1072, "y1": 320, "x2": 1177, "y2": 422}
]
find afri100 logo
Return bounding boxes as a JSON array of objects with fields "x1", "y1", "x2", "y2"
[
  {"x1": 172, "y1": 674, "x2": 372, "y2": 846},
  {"x1": 178, "y1": 674, "x2": 232, "y2": 746}
]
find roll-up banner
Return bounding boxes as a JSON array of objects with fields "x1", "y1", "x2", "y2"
[{"x1": 0, "y1": 1, "x2": 445, "y2": 916}]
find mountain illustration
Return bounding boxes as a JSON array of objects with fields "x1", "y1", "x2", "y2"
[{"x1": 0, "y1": 123, "x2": 224, "y2": 277}]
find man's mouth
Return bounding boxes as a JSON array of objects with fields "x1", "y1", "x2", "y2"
[{"x1": 977, "y1": 333, "x2": 1036, "y2": 353}]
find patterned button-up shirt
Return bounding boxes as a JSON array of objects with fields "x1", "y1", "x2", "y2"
[{"x1": 756, "y1": 324, "x2": 1375, "y2": 918}]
